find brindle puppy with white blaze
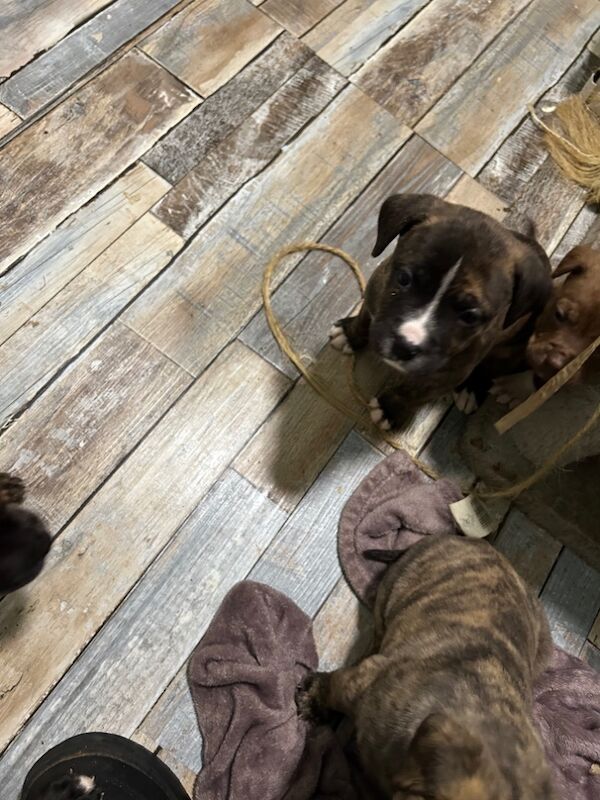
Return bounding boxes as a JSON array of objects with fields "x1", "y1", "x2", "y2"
[{"x1": 297, "y1": 536, "x2": 556, "y2": 800}]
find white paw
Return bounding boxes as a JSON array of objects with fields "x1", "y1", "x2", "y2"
[
  {"x1": 369, "y1": 397, "x2": 391, "y2": 430},
  {"x1": 489, "y1": 372, "x2": 535, "y2": 409},
  {"x1": 453, "y1": 388, "x2": 478, "y2": 415},
  {"x1": 77, "y1": 776, "x2": 96, "y2": 795},
  {"x1": 328, "y1": 323, "x2": 353, "y2": 354}
]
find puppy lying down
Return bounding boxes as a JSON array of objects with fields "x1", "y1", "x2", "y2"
[
  {"x1": 298, "y1": 536, "x2": 556, "y2": 800},
  {"x1": 329, "y1": 193, "x2": 552, "y2": 429}
]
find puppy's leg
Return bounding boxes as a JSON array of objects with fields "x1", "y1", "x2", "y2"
[
  {"x1": 0, "y1": 473, "x2": 25, "y2": 505},
  {"x1": 31, "y1": 775, "x2": 101, "y2": 800},
  {"x1": 329, "y1": 305, "x2": 371, "y2": 353},
  {"x1": 296, "y1": 656, "x2": 386, "y2": 722},
  {"x1": 369, "y1": 389, "x2": 413, "y2": 431}
]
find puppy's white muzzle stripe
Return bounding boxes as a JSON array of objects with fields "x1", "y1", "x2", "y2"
[{"x1": 398, "y1": 258, "x2": 462, "y2": 347}]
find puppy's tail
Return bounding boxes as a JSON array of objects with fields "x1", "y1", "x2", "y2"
[{"x1": 364, "y1": 548, "x2": 408, "y2": 563}]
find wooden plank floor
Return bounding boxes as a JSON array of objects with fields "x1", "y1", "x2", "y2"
[{"x1": 1, "y1": 0, "x2": 600, "y2": 792}]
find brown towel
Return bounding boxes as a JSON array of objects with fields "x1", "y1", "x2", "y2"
[{"x1": 189, "y1": 452, "x2": 600, "y2": 800}]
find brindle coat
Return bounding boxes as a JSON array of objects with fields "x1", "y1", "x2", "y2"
[{"x1": 298, "y1": 536, "x2": 556, "y2": 800}]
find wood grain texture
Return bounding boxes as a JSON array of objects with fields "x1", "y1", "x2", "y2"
[
  {"x1": 416, "y1": 0, "x2": 600, "y2": 174},
  {"x1": 580, "y1": 641, "x2": 600, "y2": 670},
  {"x1": 0, "y1": 470, "x2": 287, "y2": 796},
  {"x1": 540, "y1": 549, "x2": 600, "y2": 655},
  {"x1": 260, "y1": 0, "x2": 344, "y2": 37},
  {"x1": 303, "y1": 0, "x2": 428, "y2": 77},
  {"x1": 152, "y1": 55, "x2": 346, "y2": 237},
  {"x1": 551, "y1": 205, "x2": 600, "y2": 268},
  {"x1": 142, "y1": 33, "x2": 315, "y2": 184},
  {"x1": 0, "y1": 50, "x2": 198, "y2": 276},
  {"x1": 588, "y1": 612, "x2": 600, "y2": 649},
  {"x1": 0, "y1": 163, "x2": 170, "y2": 345},
  {"x1": 0, "y1": 214, "x2": 183, "y2": 427},
  {"x1": 240, "y1": 134, "x2": 460, "y2": 377},
  {"x1": 444, "y1": 174, "x2": 506, "y2": 221},
  {"x1": 124, "y1": 86, "x2": 410, "y2": 375},
  {"x1": 312, "y1": 578, "x2": 372, "y2": 672},
  {"x1": 418, "y1": 407, "x2": 474, "y2": 489},
  {"x1": 0, "y1": 103, "x2": 20, "y2": 137},
  {"x1": 0, "y1": 342, "x2": 290, "y2": 754},
  {"x1": 0, "y1": 0, "x2": 189, "y2": 117},
  {"x1": 494, "y1": 509, "x2": 562, "y2": 594},
  {"x1": 141, "y1": 0, "x2": 281, "y2": 96},
  {"x1": 249, "y1": 431, "x2": 381, "y2": 615},
  {"x1": 0, "y1": 323, "x2": 191, "y2": 532},
  {"x1": 354, "y1": 0, "x2": 529, "y2": 126},
  {"x1": 0, "y1": 0, "x2": 114, "y2": 78},
  {"x1": 479, "y1": 47, "x2": 600, "y2": 253}
]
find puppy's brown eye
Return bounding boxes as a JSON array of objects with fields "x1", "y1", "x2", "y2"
[
  {"x1": 458, "y1": 308, "x2": 482, "y2": 326},
  {"x1": 396, "y1": 268, "x2": 412, "y2": 289}
]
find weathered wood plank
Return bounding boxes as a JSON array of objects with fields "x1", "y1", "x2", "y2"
[
  {"x1": 0, "y1": 0, "x2": 191, "y2": 117},
  {"x1": 249, "y1": 431, "x2": 382, "y2": 615},
  {"x1": 0, "y1": 50, "x2": 198, "y2": 276},
  {"x1": 418, "y1": 407, "x2": 475, "y2": 489},
  {"x1": 152, "y1": 55, "x2": 346, "y2": 238},
  {"x1": 240, "y1": 134, "x2": 460, "y2": 377},
  {"x1": 540, "y1": 549, "x2": 600, "y2": 655},
  {"x1": 587, "y1": 611, "x2": 600, "y2": 649},
  {"x1": 416, "y1": 0, "x2": 600, "y2": 175},
  {"x1": 0, "y1": 214, "x2": 183, "y2": 427},
  {"x1": 551, "y1": 205, "x2": 600, "y2": 268},
  {"x1": 0, "y1": 0, "x2": 114, "y2": 78},
  {"x1": 0, "y1": 323, "x2": 191, "y2": 532},
  {"x1": 0, "y1": 470, "x2": 288, "y2": 796},
  {"x1": 479, "y1": 48, "x2": 600, "y2": 253},
  {"x1": 312, "y1": 578, "x2": 372, "y2": 672},
  {"x1": 494, "y1": 509, "x2": 562, "y2": 594},
  {"x1": 142, "y1": 33, "x2": 315, "y2": 185},
  {"x1": 0, "y1": 102, "x2": 20, "y2": 137},
  {"x1": 141, "y1": 0, "x2": 281, "y2": 96},
  {"x1": 260, "y1": 0, "x2": 344, "y2": 37},
  {"x1": 303, "y1": 0, "x2": 428, "y2": 77},
  {"x1": 0, "y1": 342, "x2": 290, "y2": 754},
  {"x1": 0, "y1": 163, "x2": 170, "y2": 345},
  {"x1": 353, "y1": 0, "x2": 529, "y2": 127},
  {"x1": 124, "y1": 87, "x2": 410, "y2": 375},
  {"x1": 444, "y1": 174, "x2": 506, "y2": 221}
]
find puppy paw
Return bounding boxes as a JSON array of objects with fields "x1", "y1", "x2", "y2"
[
  {"x1": 328, "y1": 323, "x2": 354, "y2": 354},
  {"x1": 33, "y1": 774, "x2": 101, "y2": 800},
  {"x1": 369, "y1": 397, "x2": 391, "y2": 431},
  {"x1": 489, "y1": 372, "x2": 535, "y2": 410},
  {"x1": 0, "y1": 473, "x2": 25, "y2": 506},
  {"x1": 453, "y1": 388, "x2": 479, "y2": 415},
  {"x1": 295, "y1": 673, "x2": 335, "y2": 724}
]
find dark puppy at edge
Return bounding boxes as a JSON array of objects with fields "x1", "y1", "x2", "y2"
[
  {"x1": 0, "y1": 473, "x2": 51, "y2": 594},
  {"x1": 329, "y1": 194, "x2": 552, "y2": 429},
  {"x1": 297, "y1": 536, "x2": 556, "y2": 800},
  {"x1": 29, "y1": 775, "x2": 100, "y2": 800}
]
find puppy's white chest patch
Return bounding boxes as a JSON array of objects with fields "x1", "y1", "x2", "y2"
[{"x1": 398, "y1": 258, "x2": 461, "y2": 346}]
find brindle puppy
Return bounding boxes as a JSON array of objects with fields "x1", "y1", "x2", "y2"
[{"x1": 297, "y1": 536, "x2": 556, "y2": 800}]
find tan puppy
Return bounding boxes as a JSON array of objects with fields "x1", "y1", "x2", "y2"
[
  {"x1": 297, "y1": 536, "x2": 555, "y2": 800},
  {"x1": 493, "y1": 245, "x2": 600, "y2": 406}
]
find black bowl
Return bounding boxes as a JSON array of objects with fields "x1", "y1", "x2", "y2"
[{"x1": 21, "y1": 732, "x2": 191, "y2": 800}]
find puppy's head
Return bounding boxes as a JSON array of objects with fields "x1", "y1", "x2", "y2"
[
  {"x1": 368, "y1": 194, "x2": 551, "y2": 381},
  {"x1": 0, "y1": 474, "x2": 51, "y2": 593},
  {"x1": 392, "y1": 713, "x2": 554, "y2": 800},
  {"x1": 527, "y1": 245, "x2": 600, "y2": 384}
]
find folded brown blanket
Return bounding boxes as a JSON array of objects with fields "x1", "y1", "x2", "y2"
[{"x1": 189, "y1": 451, "x2": 600, "y2": 800}]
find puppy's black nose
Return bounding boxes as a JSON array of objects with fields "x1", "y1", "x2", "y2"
[{"x1": 392, "y1": 338, "x2": 420, "y2": 361}]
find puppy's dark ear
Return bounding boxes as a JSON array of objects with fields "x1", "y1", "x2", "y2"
[
  {"x1": 372, "y1": 194, "x2": 447, "y2": 257},
  {"x1": 553, "y1": 245, "x2": 590, "y2": 278},
  {"x1": 505, "y1": 252, "x2": 552, "y2": 328}
]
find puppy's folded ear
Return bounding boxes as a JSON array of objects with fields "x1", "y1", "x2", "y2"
[
  {"x1": 372, "y1": 194, "x2": 448, "y2": 257},
  {"x1": 553, "y1": 245, "x2": 590, "y2": 278},
  {"x1": 505, "y1": 251, "x2": 552, "y2": 328}
]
